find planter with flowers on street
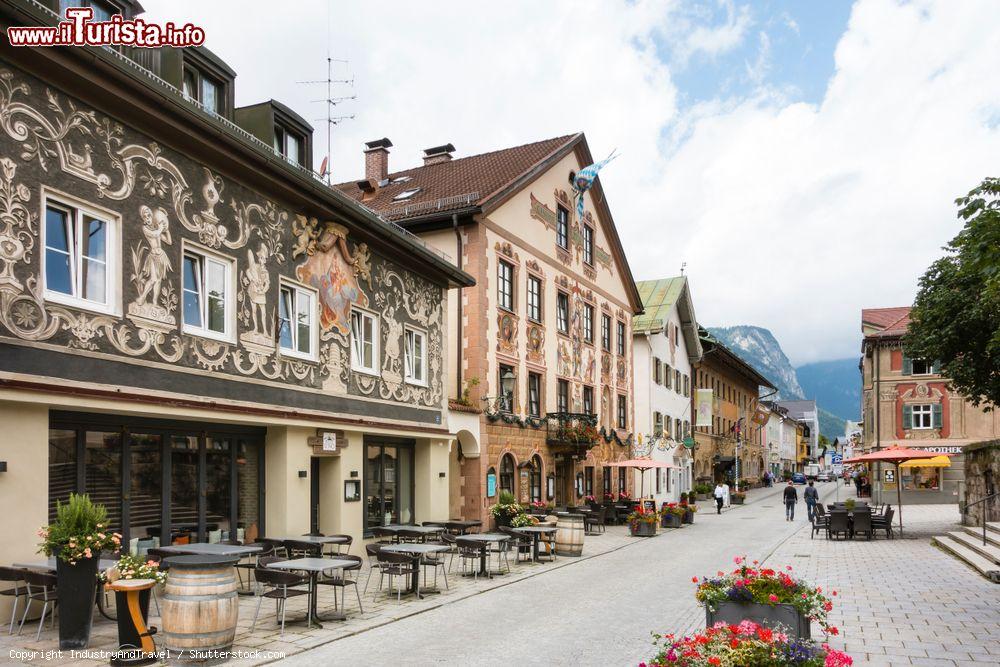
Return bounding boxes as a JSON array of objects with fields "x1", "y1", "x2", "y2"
[
  {"x1": 490, "y1": 491, "x2": 523, "y2": 527},
  {"x1": 627, "y1": 506, "x2": 659, "y2": 536},
  {"x1": 660, "y1": 503, "x2": 686, "y2": 528}
]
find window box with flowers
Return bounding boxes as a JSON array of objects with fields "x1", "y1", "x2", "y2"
[
  {"x1": 679, "y1": 493, "x2": 697, "y2": 524},
  {"x1": 627, "y1": 506, "x2": 659, "y2": 536},
  {"x1": 694, "y1": 556, "x2": 840, "y2": 640},
  {"x1": 731, "y1": 491, "x2": 746, "y2": 505},
  {"x1": 660, "y1": 503, "x2": 686, "y2": 528}
]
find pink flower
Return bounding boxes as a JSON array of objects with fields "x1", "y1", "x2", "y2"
[
  {"x1": 734, "y1": 556, "x2": 744, "y2": 565},
  {"x1": 768, "y1": 594, "x2": 779, "y2": 603}
]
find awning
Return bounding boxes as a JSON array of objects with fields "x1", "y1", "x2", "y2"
[{"x1": 900, "y1": 455, "x2": 951, "y2": 468}]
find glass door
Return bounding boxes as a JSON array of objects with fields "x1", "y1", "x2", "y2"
[
  {"x1": 364, "y1": 440, "x2": 414, "y2": 534},
  {"x1": 170, "y1": 435, "x2": 199, "y2": 544}
]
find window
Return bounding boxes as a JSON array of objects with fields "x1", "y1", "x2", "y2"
[
  {"x1": 683, "y1": 374, "x2": 690, "y2": 397},
  {"x1": 583, "y1": 303, "x2": 594, "y2": 344},
  {"x1": 909, "y1": 358, "x2": 933, "y2": 375},
  {"x1": 350, "y1": 308, "x2": 379, "y2": 374},
  {"x1": 665, "y1": 364, "x2": 673, "y2": 389},
  {"x1": 603, "y1": 467, "x2": 612, "y2": 495},
  {"x1": 182, "y1": 248, "x2": 232, "y2": 338},
  {"x1": 528, "y1": 373, "x2": 542, "y2": 417},
  {"x1": 617, "y1": 394, "x2": 627, "y2": 430},
  {"x1": 601, "y1": 314, "x2": 611, "y2": 351},
  {"x1": 556, "y1": 205, "x2": 569, "y2": 249},
  {"x1": 902, "y1": 465, "x2": 940, "y2": 491},
  {"x1": 683, "y1": 420, "x2": 690, "y2": 438},
  {"x1": 404, "y1": 328, "x2": 427, "y2": 385},
  {"x1": 499, "y1": 454, "x2": 515, "y2": 496},
  {"x1": 664, "y1": 417, "x2": 672, "y2": 439},
  {"x1": 392, "y1": 188, "x2": 421, "y2": 201},
  {"x1": 653, "y1": 412, "x2": 663, "y2": 436},
  {"x1": 676, "y1": 418, "x2": 683, "y2": 440},
  {"x1": 527, "y1": 275, "x2": 542, "y2": 322},
  {"x1": 583, "y1": 386, "x2": 594, "y2": 415},
  {"x1": 43, "y1": 199, "x2": 115, "y2": 312},
  {"x1": 616, "y1": 321, "x2": 626, "y2": 356},
  {"x1": 675, "y1": 369, "x2": 682, "y2": 393},
  {"x1": 909, "y1": 404, "x2": 935, "y2": 429},
  {"x1": 497, "y1": 260, "x2": 514, "y2": 311},
  {"x1": 557, "y1": 379, "x2": 569, "y2": 413},
  {"x1": 583, "y1": 225, "x2": 594, "y2": 265},
  {"x1": 654, "y1": 358, "x2": 662, "y2": 384},
  {"x1": 585, "y1": 466, "x2": 594, "y2": 496},
  {"x1": 618, "y1": 467, "x2": 627, "y2": 494},
  {"x1": 182, "y1": 65, "x2": 224, "y2": 115},
  {"x1": 60, "y1": 0, "x2": 117, "y2": 22},
  {"x1": 557, "y1": 292, "x2": 569, "y2": 334},
  {"x1": 273, "y1": 125, "x2": 304, "y2": 166},
  {"x1": 656, "y1": 466, "x2": 662, "y2": 495},
  {"x1": 278, "y1": 283, "x2": 316, "y2": 358},
  {"x1": 530, "y1": 455, "x2": 543, "y2": 503},
  {"x1": 498, "y1": 364, "x2": 515, "y2": 413}
]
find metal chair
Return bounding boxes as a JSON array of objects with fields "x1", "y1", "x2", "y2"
[
  {"x1": 257, "y1": 537, "x2": 289, "y2": 558},
  {"x1": 325, "y1": 534, "x2": 353, "y2": 556},
  {"x1": 234, "y1": 542, "x2": 275, "y2": 593},
  {"x1": 371, "y1": 527, "x2": 396, "y2": 544},
  {"x1": 811, "y1": 504, "x2": 829, "y2": 539},
  {"x1": 499, "y1": 527, "x2": 532, "y2": 563},
  {"x1": 374, "y1": 551, "x2": 416, "y2": 603},
  {"x1": 284, "y1": 540, "x2": 321, "y2": 558},
  {"x1": 18, "y1": 570, "x2": 58, "y2": 640},
  {"x1": 419, "y1": 548, "x2": 450, "y2": 592},
  {"x1": 438, "y1": 532, "x2": 459, "y2": 571},
  {"x1": 0, "y1": 567, "x2": 27, "y2": 635},
  {"x1": 826, "y1": 511, "x2": 850, "y2": 540},
  {"x1": 487, "y1": 537, "x2": 511, "y2": 576},
  {"x1": 363, "y1": 544, "x2": 384, "y2": 594},
  {"x1": 872, "y1": 506, "x2": 894, "y2": 539},
  {"x1": 585, "y1": 507, "x2": 607, "y2": 534},
  {"x1": 317, "y1": 554, "x2": 364, "y2": 614},
  {"x1": 396, "y1": 529, "x2": 425, "y2": 545},
  {"x1": 250, "y1": 567, "x2": 310, "y2": 635},
  {"x1": 455, "y1": 537, "x2": 486, "y2": 581}
]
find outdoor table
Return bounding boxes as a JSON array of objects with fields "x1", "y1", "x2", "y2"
[
  {"x1": 266, "y1": 557, "x2": 357, "y2": 627},
  {"x1": 157, "y1": 542, "x2": 262, "y2": 557},
  {"x1": 511, "y1": 526, "x2": 558, "y2": 561},
  {"x1": 380, "y1": 524, "x2": 444, "y2": 541},
  {"x1": 457, "y1": 533, "x2": 510, "y2": 575},
  {"x1": 380, "y1": 543, "x2": 451, "y2": 598},
  {"x1": 107, "y1": 578, "x2": 157, "y2": 666}
]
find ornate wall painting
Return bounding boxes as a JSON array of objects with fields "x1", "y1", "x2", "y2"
[
  {"x1": 497, "y1": 311, "x2": 518, "y2": 355},
  {"x1": 127, "y1": 205, "x2": 176, "y2": 330},
  {"x1": 294, "y1": 220, "x2": 370, "y2": 336},
  {"x1": 556, "y1": 339, "x2": 572, "y2": 378},
  {"x1": 529, "y1": 193, "x2": 555, "y2": 230},
  {"x1": 526, "y1": 324, "x2": 544, "y2": 365},
  {"x1": 0, "y1": 157, "x2": 35, "y2": 292}
]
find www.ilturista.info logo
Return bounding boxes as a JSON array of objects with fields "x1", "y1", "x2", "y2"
[{"x1": 6, "y1": 7, "x2": 205, "y2": 48}]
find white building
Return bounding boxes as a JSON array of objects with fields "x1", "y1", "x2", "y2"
[
  {"x1": 632, "y1": 277, "x2": 703, "y2": 504},
  {"x1": 777, "y1": 399, "x2": 820, "y2": 463},
  {"x1": 762, "y1": 401, "x2": 798, "y2": 476}
]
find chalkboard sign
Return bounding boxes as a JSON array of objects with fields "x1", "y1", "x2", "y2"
[{"x1": 642, "y1": 499, "x2": 656, "y2": 512}]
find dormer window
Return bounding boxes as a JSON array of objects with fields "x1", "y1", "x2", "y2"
[
  {"x1": 274, "y1": 125, "x2": 304, "y2": 165},
  {"x1": 183, "y1": 66, "x2": 224, "y2": 116},
  {"x1": 60, "y1": 0, "x2": 119, "y2": 21}
]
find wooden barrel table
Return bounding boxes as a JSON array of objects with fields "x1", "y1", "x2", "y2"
[
  {"x1": 161, "y1": 555, "x2": 240, "y2": 663},
  {"x1": 555, "y1": 512, "x2": 585, "y2": 557}
]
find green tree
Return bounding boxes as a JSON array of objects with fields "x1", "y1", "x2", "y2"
[{"x1": 906, "y1": 177, "x2": 1000, "y2": 409}]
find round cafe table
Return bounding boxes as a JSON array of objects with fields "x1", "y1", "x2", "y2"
[{"x1": 107, "y1": 578, "x2": 157, "y2": 666}]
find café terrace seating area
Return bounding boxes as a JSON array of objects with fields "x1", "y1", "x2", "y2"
[{"x1": 0, "y1": 519, "x2": 646, "y2": 665}]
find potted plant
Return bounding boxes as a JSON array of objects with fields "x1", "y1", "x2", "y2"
[
  {"x1": 694, "y1": 555, "x2": 840, "y2": 640},
  {"x1": 731, "y1": 491, "x2": 746, "y2": 505},
  {"x1": 845, "y1": 498, "x2": 856, "y2": 511},
  {"x1": 643, "y1": 620, "x2": 853, "y2": 666},
  {"x1": 660, "y1": 503, "x2": 686, "y2": 528},
  {"x1": 627, "y1": 506, "x2": 658, "y2": 536},
  {"x1": 694, "y1": 483, "x2": 711, "y2": 501},
  {"x1": 38, "y1": 493, "x2": 122, "y2": 649},
  {"x1": 100, "y1": 553, "x2": 167, "y2": 650},
  {"x1": 679, "y1": 497, "x2": 697, "y2": 524},
  {"x1": 489, "y1": 491, "x2": 522, "y2": 528}
]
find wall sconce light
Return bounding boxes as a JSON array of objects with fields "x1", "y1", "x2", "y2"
[
  {"x1": 439, "y1": 472, "x2": 446, "y2": 478},
  {"x1": 0, "y1": 461, "x2": 6, "y2": 473},
  {"x1": 297, "y1": 470, "x2": 307, "y2": 478},
  {"x1": 350, "y1": 470, "x2": 359, "y2": 478}
]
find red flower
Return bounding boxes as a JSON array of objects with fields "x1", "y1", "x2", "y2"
[
  {"x1": 829, "y1": 626, "x2": 839, "y2": 636},
  {"x1": 768, "y1": 594, "x2": 779, "y2": 603},
  {"x1": 708, "y1": 658, "x2": 721, "y2": 666},
  {"x1": 692, "y1": 576, "x2": 699, "y2": 583}
]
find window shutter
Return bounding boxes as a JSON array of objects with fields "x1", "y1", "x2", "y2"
[
  {"x1": 902, "y1": 354, "x2": 912, "y2": 375},
  {"x1": 932, "y1": 360, "x2": 941, "y2": 375},
  {"x1": 902, "y1": 404, "x2": 913, "y2": 430},
  {"x1": 932, "y1": 403, "x2": 943, "y2": 429}
]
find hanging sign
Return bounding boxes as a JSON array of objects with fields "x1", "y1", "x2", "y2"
[
  {"x1": 695, "y1": 389, "x2": 713, "y2": 427},
  {"x1": 751, "y1": 403, "x2": 769, "y2": 426}
]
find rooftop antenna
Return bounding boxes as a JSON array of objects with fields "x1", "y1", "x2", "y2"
[
  {"x1": 680, "y1": 261, "x2": 687, "y2": 276},
  {"x1": 296, "y1": 4, "x2": 355, "y2": 184}
]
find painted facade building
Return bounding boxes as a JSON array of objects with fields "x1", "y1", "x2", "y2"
[
  {"x1": 0, "y1": 0, "x2": 474, "y2": 594},
  {"x1": 777, "y1": 399, "x2": 818, "y2": 464},
  {"x1": 632, "y1": 277, "x2": 702, "y2": 504},
  {"x1": 338, "y1": 135, "x2": 643, "y2": 520},
  {"x1": 760, "y1": 401, "x2": 798, "y2": 476},
  {"x1": 692, "y1": 328, "x2": 776, "y2": 485},
  {"x1": 861, "y1": 307, "x2": 1000, "y2": 504}
]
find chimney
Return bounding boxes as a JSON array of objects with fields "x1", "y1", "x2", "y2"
[
  {"x1": 422, "y1": 143, "x2": 456, "y2": 166},
  {"x1": 364, "y1": 138, "x2": 393, "y2": 185}
]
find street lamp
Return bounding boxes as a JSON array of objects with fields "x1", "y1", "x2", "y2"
[{"x1": 484, "y1": 368, "x2": 517, "y2": 414}]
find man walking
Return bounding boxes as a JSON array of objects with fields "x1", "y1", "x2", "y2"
[
  {"x1": 783, "y1": 480, "x2": 798, "y2": 521},
  {"x1": 713, "y1": 482, "x2": 726, "y2": 514},
  {"x1": 804, "y1": 480, "x2": 819, "y2": 522}
]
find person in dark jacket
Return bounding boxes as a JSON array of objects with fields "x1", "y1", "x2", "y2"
[
  {"x1": 804, "y1": 481, "x2": 819, "y2": 522},
  {"x1": 783, "y1": 481, "x2": 798, "y2": 521}
]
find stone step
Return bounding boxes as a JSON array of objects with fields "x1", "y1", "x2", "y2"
[
  {"x1": 948, "y1": 531, "x2": 1000, "y2": 564},
  {"x1": 960, "y1": 524, "x2": 1000, "y2": 548},
  {"x1": 988, "y1": 522, "x2": 1000, "y2": 535},
  {"x1": 932, "y1": 535, "x2": 1000, "y2": 583}
]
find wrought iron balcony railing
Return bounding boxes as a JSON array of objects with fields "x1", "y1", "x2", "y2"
[{"x1": 546, "y1": 412, "x2": 599, "y2": 456}]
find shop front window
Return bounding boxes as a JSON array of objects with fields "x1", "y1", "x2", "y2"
[
  {"x1": 205, "y1": 438, "x2": 232, "y2": 543},
  {"x1": 128, "y1": 433, "x2": 161, "y2": 543},
  {"x1": 499, "y1": 454, "x2": 515, "y2": 496},
  {"x1": 902, "y1": 466, "x2": 941, "y2": 491},
  {"x1": 365, "y1": 440, "x2": 414, "y2": 533},
  {"x1": 48, "y1": 429, "x2": 76, "y2": 522}
]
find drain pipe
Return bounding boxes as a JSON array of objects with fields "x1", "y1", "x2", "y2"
[{"x1": 454, "y1": 213, "x2": 463, "y2": 400}]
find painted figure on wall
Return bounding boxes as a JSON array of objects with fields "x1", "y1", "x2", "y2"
[
  {"x1": 295, "y1": 225, "x2": 369, "y2": 335},
  {"x1": 245, "y1": 243, "x2": 271, "y2": 336}
]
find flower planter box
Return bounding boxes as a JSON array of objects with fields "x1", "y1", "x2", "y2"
[
  {"x1": 706, "y1": 602, "x2": 811, "y2": 639},
  {"x1": 696, "y1": 493, "x2": 708, "y2": 501},
  {"x1": 56, "y1": 556, "x2": 100, "y2": 649},
  {"x1": 731, "y1": 496, "x2": 745, "y2": 505},
  {"x1": 660, "y1": 513, "x2": 683, "y2": 529},
  {"x1": 682, "y1": 507, "x2": 694, "y2": 524},
  {"x1": 630, "y1": 522, "x2": 657, "y2": 537}
]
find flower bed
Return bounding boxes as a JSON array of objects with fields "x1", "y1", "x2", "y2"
[
  {"x1": 628, "y1": 505, "x2": 659, "y2": 536},
  {"x1": 642, "y1": 620, "x2": 852, "y2": 666}
]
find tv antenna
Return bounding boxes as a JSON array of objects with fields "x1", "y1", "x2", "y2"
[
  {"x1": 297, "y1": 57, "x2": 355, "y2": 184},
  {"x1": 680, "y1": 261, "x2": 687, "y2": 276}
]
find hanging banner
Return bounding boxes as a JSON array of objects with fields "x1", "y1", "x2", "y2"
[
  {"x1": 751, "y1": 403, "x2": 769, "y2": 426},
  {"x1": 695, "y1": 389, "x2": 713, "y2": 427}
]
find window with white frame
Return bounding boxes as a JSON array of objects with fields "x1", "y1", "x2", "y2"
[
  {"x1": 527, "y1": 274, "x2": 542, "y2": 322},
  {"x1": 583, "y1": 303, "x2": 594, "y2": 344},
  {"x1": 404, "y1": 327, "x2": 427, "y2": 385},
  {"x1": 601, "y1": 314, "x2": 611, "y2": 351},
  {"x1": 278, "y1": 282, "x2": 316, "y2": 358},
  {"x1": 497, "y1": 260, "x2": 514, "y2": 311},
  {"x1": 557, "y1": 292, "x2": 569, "y2": 334},
  {"x1": 350, "y1": 308, "x2": 379, "y2": 374},
  {"x1": 583, "y1": 225, "x2": 594, "y2": 265},
  {"x1": 556, "y1": 205, "x2": 569, "y2": 249},
  {"x1": 44, "y1": 199, "x2": 116, "y2": 312},
  {"x1": 182, "y1": 248, "x2": 232, "y2": 338},
  {"x1": 911, "y1": 404, "x2": 933, "y2": 429},
  {"x1": 616, "y1": 321, "x2": 626, "y2": 356}
]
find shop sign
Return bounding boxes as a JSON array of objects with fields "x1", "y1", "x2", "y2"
[
  {"x1": 308, "y1": 429, "x2": 347, "y2": 456},
  {"x1": 884, "y1": 469, "x2": 895, "y2": 483},
  {"x1": 323, "y1": 432, "x2": 337, "y2": 452},
  {"x1": 487, "y1": 472, "x2": 497, "y2": 497}
]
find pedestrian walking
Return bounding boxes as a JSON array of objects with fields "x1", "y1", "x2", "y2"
[
  {"x1": 713, "y1": 482, "x2": 726, "y2": 514},
  {"x1": 852, "y1": 469, "x2": 863, "y2": 496},
  {"x1": 804, "y1": 480, "x2": 819, "y2": 522},
  {"x1": 723, "y1": 481, "x2": 731, "y2": 508},
  {"x1": 783, "y1": 481, "x2": 798, "y2": 521}
]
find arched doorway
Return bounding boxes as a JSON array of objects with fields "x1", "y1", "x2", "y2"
[{"x1": 499, "y1": 453, "x2": 515, "y2": 497}]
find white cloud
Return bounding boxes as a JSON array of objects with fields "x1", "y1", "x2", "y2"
[{"x1": 139, "y1": 0, "x2": 1000, "y2": 366}]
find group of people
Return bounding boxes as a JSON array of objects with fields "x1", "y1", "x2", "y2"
[{"x1": 783, "y1": 479, "x2": 819, "y2": 521}]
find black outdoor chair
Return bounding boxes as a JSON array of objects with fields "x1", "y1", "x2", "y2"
[
  {"x1": 363, "y1": 544, "x2": 384, "y2": 594},
  {"x1": 499, "y1": 527, "x2": 532, "y2": 563},
  {"x1": 852, "y1": 509, "x2": 873, "y2": 540},
  {"x1": 0, "y1": 566, "x2": 27, "y2": 636},
  {"x1": 826, "y1": 511, "x2": 850, "y2": 540},
  {"x1": 455, "y1": 537, "x2": 486, "y2": 581},
  {"x1": 396, "y1": 529, "x2": 426, "y2": 544},
  {"x1": 872, "y1": 506, "x2": 894, "y2": 539},
  {"x1": 18, "y1": 570, "x2": 57, "y2": 641},
  {"x1": 235, "y1": 542, "x2": 275, "y2": 593},
  {"x1": 258, "y1": 537, "x2": 289, "y2": 558},
  {"x1": 374, "y1": 551, "x2": 417, "y2": 604},
  {"x1": 438, "y1": 532, "x2": 459, "y2": 571},
  {"x1": 284, "y1": 540, "x2": 321, "y2": 558},
  {"x1": 250, "y1": 567, "x2": 310, "y2": 636},
  {"x1": 317, "y1": 554, "x2": 364, "y2": 614},
  {"x1": 371, "y1": 527, "x2": 396, "y2": 544},
  {"x1": 811, "y1": 504, "x2": 829, "y2": 539}
]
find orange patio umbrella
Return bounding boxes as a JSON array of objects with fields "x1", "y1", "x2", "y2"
[
  {"x1": 606, "y1": 458, "x2": 677, "y2": 499},
  {"x1": 843, "y1": 446, "x2": 950, "y2": 535}
]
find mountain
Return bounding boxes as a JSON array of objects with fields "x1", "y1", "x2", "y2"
[
  {"x1": 707, "y1": 325, "x2": 847, "y2": 439},
  {"x1": 707, "y1": 326, "x2": 804, "y2": 399},
  {"x1": 796, "y1": 358, "x2": 861, "y2": 423}
]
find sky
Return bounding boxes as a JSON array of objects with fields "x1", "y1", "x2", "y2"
[{"x1": 141, "y1": 0, "x2": 1000, "y2": 366}]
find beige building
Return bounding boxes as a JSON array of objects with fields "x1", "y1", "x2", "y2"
[
  {"x1": 339, "y1": 135, "x2": 643, "y2": 520},
  {"x1": 861, "y1": 307, "x2": 1000, "y2": 504}
]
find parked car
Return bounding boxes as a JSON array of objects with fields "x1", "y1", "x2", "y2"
[
  {"x1": 817, "y1": 471, "x2": 831, "y2": 482},
  {"x1": 791, "y1": 472, "x2": 807, "y2": 484}
]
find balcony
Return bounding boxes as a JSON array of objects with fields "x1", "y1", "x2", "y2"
[{"x1": 546, "y1": 412, "x2": 599, "y2": 459}]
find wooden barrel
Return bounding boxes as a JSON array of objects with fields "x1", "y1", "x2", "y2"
[
  {"x1": 161, "y1": 555, "x2": 240, "y2": 663},
  {"x1": 555, "y1": 512, "x2": 585, "y2": 557}
]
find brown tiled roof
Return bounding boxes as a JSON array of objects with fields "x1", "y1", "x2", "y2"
[
  {"x1": 862, "y1": 306, "x2": 911, "y2": 338},
  {"x1": 335, "y1": 134, "x2": 578, "y2": 221}
]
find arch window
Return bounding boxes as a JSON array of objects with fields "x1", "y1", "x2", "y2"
[{"x1": 499, "y1": 453, "x2": 515, "y2": 495}]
